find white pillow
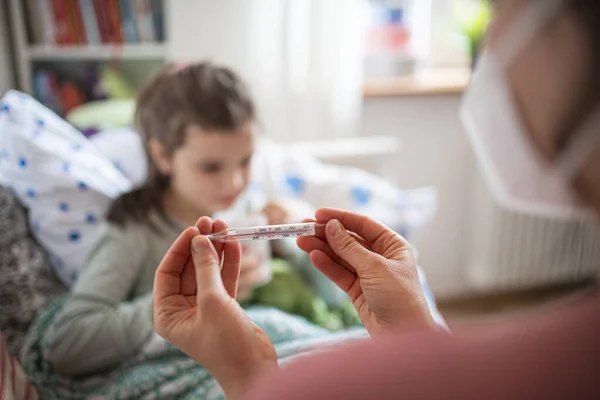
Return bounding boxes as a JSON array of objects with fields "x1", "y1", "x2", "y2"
[
  {"x1": 250, "y1": 137, "x2": 438, "y2": 240},
  {"x1": 0, "y1": 91, "x2": 132, "y2": 286},
  {"x1": 89, "y1": 127, "x2": 147, "y2": 187}
]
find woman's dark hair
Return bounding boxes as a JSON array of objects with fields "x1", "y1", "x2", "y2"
[{"x1": 107, "y1": 62, "x2": 256, "y2": 230}]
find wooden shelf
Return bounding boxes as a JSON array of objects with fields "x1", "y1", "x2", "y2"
[
  {"x1": 26, "y1": 43, "x2": 166, "y2": 61},
  {"x1": 363, "y1": 67, "x2": 471, "y2": 97},
  {"x1": 291, "y1": 136, "x2": 402, "y2": 161}
]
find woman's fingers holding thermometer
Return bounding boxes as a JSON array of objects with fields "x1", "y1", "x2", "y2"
[
  {"x1": 196, "y1": 216, "x2": 213, "y2": 234},
  {"x1": 193, "y1": 217, "x2": 241, "y2": 298},
  {"x1": 154, "y1": 226, "x2": 200, "y2": 301},
  {"x1": 208, "y1": 219, "x2": 242, "y2": 298},
  {"x1": 196, "y1": 217, "x2": 227, "y2": 257},
  {"x1": 297, "y1": 234, "x2": 356, "y2": 273},
  {"x1": 177, "y1": 217, "x2": 217, "y2": 296},
  {"x1": 190, "y1": 235, "x2": 224, "y2": 294},
  {"x1": 314, "y1": 208, "x2": 388, "y2": 244},
  {"x1": 220, "y1": 239, "x2": 241, "y2": 299},
  {"x1": 180, "y1": 217, "x2": 221, "y2": 296},
  {"x1": 309, "y1": 248, "x2": 358, "y2": 294},
  {"x1": 311, "y1": 208, "x2": 409, "y2": 260}
]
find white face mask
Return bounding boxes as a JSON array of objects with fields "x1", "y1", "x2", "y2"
[{"x1": 460, "y1": 0, "x2": 600, "y2": 219}]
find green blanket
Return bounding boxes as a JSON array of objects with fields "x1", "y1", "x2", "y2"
[{"x1": 23, "y1": 298, "x2": 367, "y2": 399}]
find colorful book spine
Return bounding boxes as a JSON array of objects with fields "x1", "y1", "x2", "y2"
[
  {"x1": 59, "y1": 82, "x2": 85, "y2": 114},
  {"x1": 38, "y1": 0, "x2": 56, "y2": 44},
  {"x1": 106, "y1": 0, "x2": 124, "y2": 43},
  {"x1": 78, "y1": 0, "x2": 100, "y2": 45},
  {"x1": 120, "y1": 0, "x2": 138, "y2": 43},
  {"x1": 34, "y1": 70, "x2": 64, "y2": 115},
  {"x1": 33, "y1": 71, "x2": 46, "y2": 102},
  {"x1": 28, "y1": 0, "x2": 161, "y2": 46},
  {"x1": 46, "y1": 72, "x2": 64, "y2": 115},
  {"x1": 150, "y1": 0, "x2": 163, "y2": 41},
  {"x1": 64, "y1": 0, "x2": 81, "y2": 44},
  {"x1": 26, "y1": 0, "x2": 44, "y2": 44},
  {"x1": 72, "y1": 0, "x2": 88, "y2": 44},
  {"x1": 133, "y1": 0, "x2": 156, "y2": 42},
  {"x1": 51, "y1": 0, "x2": 71, "y2": 45},
  {"x1": 92, "y1": 0, "x2": 110, "y2": 43}
]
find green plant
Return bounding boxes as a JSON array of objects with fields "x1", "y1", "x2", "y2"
[{"x1": 453, "y1": 0, "x2": 492, "y2": 56}]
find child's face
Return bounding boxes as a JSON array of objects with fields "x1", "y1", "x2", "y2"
[{"x1": 157, "y1": 124, "x2": 255, "y2": 215}]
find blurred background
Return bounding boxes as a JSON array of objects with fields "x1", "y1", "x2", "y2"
[{"x1": 1, "y1": 0, "x2": 597, "y2": 320}]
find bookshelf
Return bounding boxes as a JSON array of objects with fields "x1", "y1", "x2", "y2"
[
  {"x1": 26, "y1": 43, "x2": 167, "y2": 61},
  {"x1": 7, "y1": 0, "x2": 167, "y2": 102}
]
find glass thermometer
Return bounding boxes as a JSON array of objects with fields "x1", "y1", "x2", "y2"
[{"x1": 206, "y1": 222, "x2": 325, "y2": 242}]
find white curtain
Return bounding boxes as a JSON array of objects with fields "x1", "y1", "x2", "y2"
[{"x1": 167, "y1": 0, "x2": 367, "y2": 141}]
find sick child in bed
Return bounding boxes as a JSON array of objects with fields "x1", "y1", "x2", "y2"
[{"x1": 45, "y1": 62, "x2": 356, "y2": 377}]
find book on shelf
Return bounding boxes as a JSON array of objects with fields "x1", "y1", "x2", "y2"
[
  {"x1": 133, "y1": 0, "x2": 155, "y2": 42},
  {"x1": 79, "y1": 0, "x2": 100, "y2": 45},
  {"x1": 25, "y1": 0, "x2": 164, "y2": 47},
  {"x1": 51, "y1": 0, "x2": 71, "y2": 45},
  {"x1": 65, "y1": 0, "x2": 86, "y2": 44},
  {"x1": 33, "y1": 70, "x2": 64, "y2": 115},
  {"x1": 32, "y1": 66, "x2": 110, "y2": 117},
  {"x1": 120, "y1": 0, "x2": 138, "y2": 43}
]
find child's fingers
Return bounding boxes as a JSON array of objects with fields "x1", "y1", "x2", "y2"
[
  {"x1": 155, "y1": 226, "x2": 199, "y2": 300},
  {"x1": 221, "y1": 241, "x2": 241, "y2": 298}
]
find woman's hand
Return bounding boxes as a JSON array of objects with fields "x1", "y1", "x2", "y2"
[
  {"x1": 297, "y1": 208, "x2": 435, "y2": 336},
  {"x1": 237, "y1": 255, "x2": 271, "y2": 301},
  {"x1": 153, "y1": 217, "x2": 278, "y2": 400}
]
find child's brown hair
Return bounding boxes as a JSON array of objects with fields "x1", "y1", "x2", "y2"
[{"x1": 107, "y1": 62, "x2": 256, "y2": 229}]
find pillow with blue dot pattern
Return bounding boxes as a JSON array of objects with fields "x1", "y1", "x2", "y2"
[
  {"x1": 250, "y1": 137, "x2": 438, "y2": 241},
  {"x1": 0, "y1": 90, "x2": 132, "y2": 286}
]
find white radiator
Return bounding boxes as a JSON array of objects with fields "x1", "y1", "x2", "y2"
[{"x1": 464, "y1": 174, "x2": 600, "y2": 293}]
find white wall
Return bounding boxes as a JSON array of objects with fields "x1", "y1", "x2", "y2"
[
  {"x1": 165, "y1": 0, "x2": 366, "y2": 142},
  {"x1": 428, "y1": 0, "x2": 470, "y2": 68},
  {"x1": 361, "y1": 95, "x2": 477, "y2": 298},
  {"x1": 0, "y1": 4, "x2": 15, "y2": 94}
]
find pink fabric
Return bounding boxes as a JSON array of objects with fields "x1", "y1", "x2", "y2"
[
  {"x1": 0, "y1": 333, "x2": 38, "y2": 400},
  {"x1": 247, "y1": 292, "x2": 600, "y2": 400}
]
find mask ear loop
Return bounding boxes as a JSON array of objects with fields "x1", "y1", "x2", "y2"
[
  {"x1": 494, "y1": 0, "x2": 566, "y2": 69},
  {"x1": 556, "y1": 106, "x2": 600, "y2": 180}
]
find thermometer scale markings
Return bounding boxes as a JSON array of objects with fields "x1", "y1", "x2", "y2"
[{"x1": 208, "y1": 223, "x2": 321, "y2": 242}]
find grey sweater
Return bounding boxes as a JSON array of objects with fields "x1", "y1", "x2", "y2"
[{"x1": 46, "y1": 212, "x2": 182, "y2": 376}]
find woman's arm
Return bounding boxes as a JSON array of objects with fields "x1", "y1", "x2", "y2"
[
  {"x1": 46, "y1": 225, "x2": 153, "y2": 376},
  {"x1": 245, "y1": 294, "x2": 600, "y2": 400}
]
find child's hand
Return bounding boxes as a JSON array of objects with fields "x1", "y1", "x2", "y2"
[
  {"x1": 262, "y1": 198, "x2": 315, "y2": 225},
  {"x1": 261, "y1": 200, "x2": 291, "y2": 225}
]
